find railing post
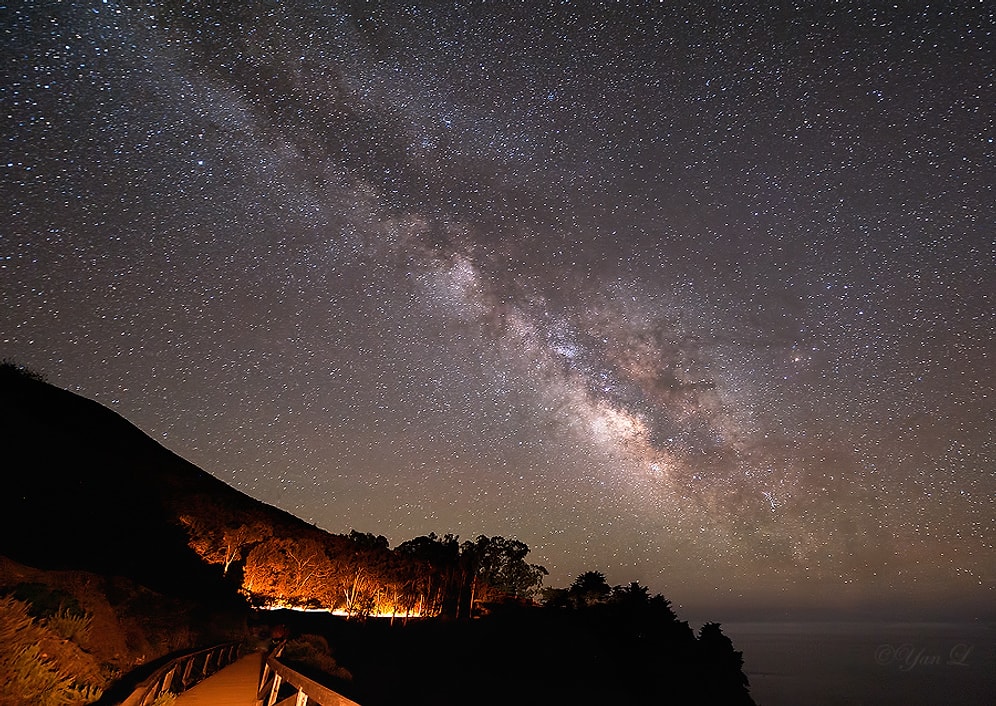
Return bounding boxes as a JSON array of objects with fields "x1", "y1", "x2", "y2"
[
  {"x1": 162, "y1": 666, "x2": 177, "y2": 696},
  {"x1": 267, "y1": 674, "x2": 282, "y2": 706},
  {"x1": 263, "y1": 653, "x2": 363, "y2": 706},
  {"x1": 182, "y1": 655, "x2": 196, "y2": 687}
]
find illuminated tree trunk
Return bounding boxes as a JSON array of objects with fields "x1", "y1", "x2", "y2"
[
  {"x1": 468, "y1": 574, "x2": 477, "y2": 618},
  {"x1": 343, "y1": 569, "x2": 363, "y2": 619}
]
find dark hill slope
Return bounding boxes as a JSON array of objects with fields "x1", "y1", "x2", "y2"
[{"x1": 0, "y1": 364, "x2": 318, "y2": 599}]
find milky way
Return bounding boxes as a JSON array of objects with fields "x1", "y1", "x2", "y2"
[{"x1": 2, "y1": 1, "x2": 992, "y2": 618}]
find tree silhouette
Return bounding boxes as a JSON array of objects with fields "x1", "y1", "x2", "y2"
[
  {"x1": 567, "y1": 570, "x2": 612, "y2": 608},
  {"x1": 0, "y1": 359, "x2": 46, "y2": 383},
  {"x1": 395, "y1": 533, "x2": 461, "y2": 617},
  {"x1": 697, "y1": 622, "x2": 754, "y2": 705},
  {"x1": 458, "y1": 535, "x2": 547, "y2": 616},
  {"x1": 611, "y1": 580, "x2": 651, "y2": 606}
]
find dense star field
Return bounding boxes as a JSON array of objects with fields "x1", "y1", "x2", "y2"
[{"x1": 2, "y1": 2, "x2": 992, "y2": 619}]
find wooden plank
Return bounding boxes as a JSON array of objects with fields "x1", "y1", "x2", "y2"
[{"x1": 173, "y1": 653, "x2": 262, "y2": 706}]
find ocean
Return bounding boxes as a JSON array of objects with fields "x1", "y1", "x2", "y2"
[{"x1": 719, "y1": 622, "x2": 996, "y2": 706}]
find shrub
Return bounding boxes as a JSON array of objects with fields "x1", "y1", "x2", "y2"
[
  {"x1": 0, "y1": 595, "x2": 76, "y2": 705},
  {"x1": 46, "y1": 607, "x2": 92, "y2": 643},
  {"x1": 8, "y1": 583, "x2": 84, "y2": 620},
  {"x1": 282, "y1": 634, "x2": 352, "y2": 681},
  {"x1": 0, "y1": 595, "x2": 102, "y2": 705}
]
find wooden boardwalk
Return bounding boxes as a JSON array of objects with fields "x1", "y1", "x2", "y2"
[{"x1": 173, "y1": 652, "x2": 261, "y2": 706}]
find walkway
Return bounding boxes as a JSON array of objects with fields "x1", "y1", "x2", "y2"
[{"x1": 173, "y1": 652, "x2": 262, "y2": 706}]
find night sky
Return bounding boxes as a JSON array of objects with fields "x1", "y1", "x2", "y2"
[{"x1": 3, "y1": 1, "x2": 992, "y2": 620}]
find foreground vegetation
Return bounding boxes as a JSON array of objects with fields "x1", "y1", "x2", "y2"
[
  {"x1": 0, "y1": 556, "x2": 250, "y2": 706},
  {"x1": 0, "y1": 593, "x2": 102, "y2": 706}
]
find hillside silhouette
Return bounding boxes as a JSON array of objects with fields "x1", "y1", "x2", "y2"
[{"x1": 0, "y1": 362, "x2": 316, "y2": 600}]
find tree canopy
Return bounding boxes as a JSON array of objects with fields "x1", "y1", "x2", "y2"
[{"x1": 181, "y1": 517, "x2": 546, "y2": 619}]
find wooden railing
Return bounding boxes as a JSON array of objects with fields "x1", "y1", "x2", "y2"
[
  {"x1": 119, "y1": 642, "x2": 242, "y2": 706},
  {"x1": 257, "y1": 646, "x2": 361, "y2": 706}
]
